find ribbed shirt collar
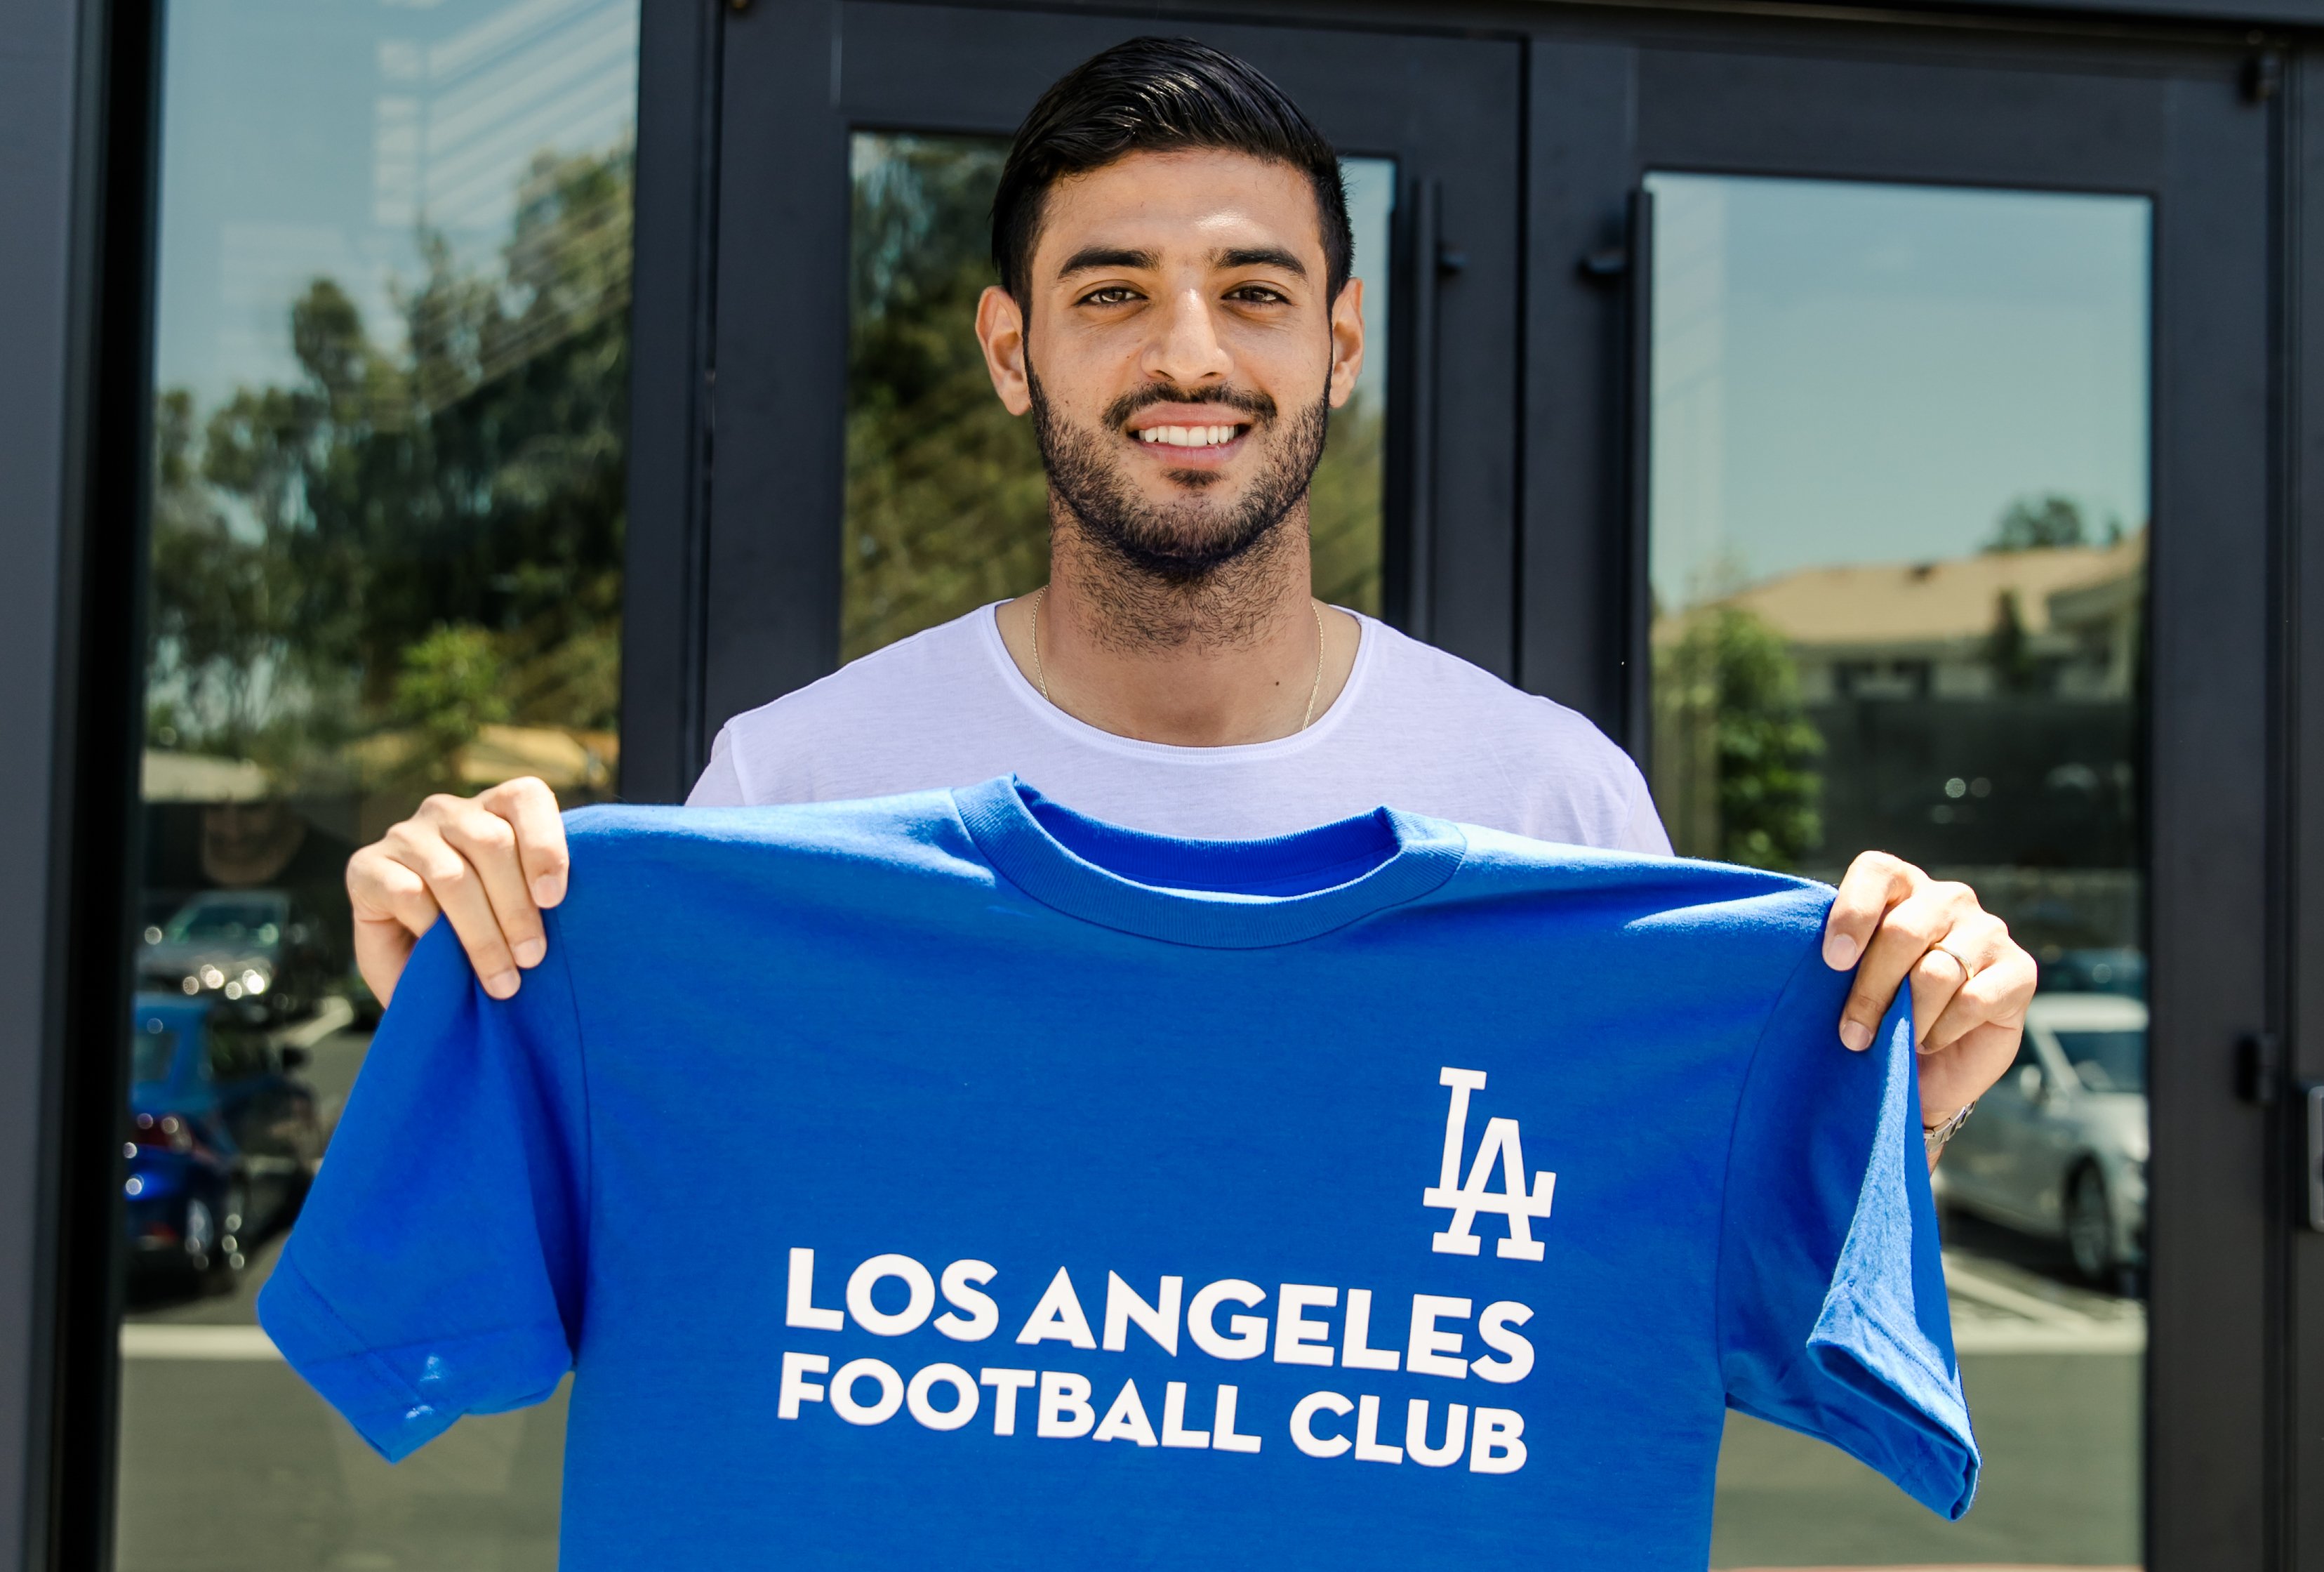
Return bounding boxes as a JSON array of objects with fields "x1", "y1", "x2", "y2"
[{"x1": 952, "y1": 776, "x2": 1466, "y2": 949}]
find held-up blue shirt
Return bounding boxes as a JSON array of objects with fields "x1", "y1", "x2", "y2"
[{"x1": 260, "y1": 777, "x2": 1977, "y2": 1568}]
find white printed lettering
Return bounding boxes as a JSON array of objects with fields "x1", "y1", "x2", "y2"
[
  {"x1": 785, "y1": 1248, "x2": 844, "y2": 1331},
  {"x1": 1353, "y1": 1394, "x2": 1403, "y2": 1465},
  {"x1": 978, "y1": 1367, "x2": 1035, "y2": 1436},
  {"x1": 1274, "y1": 1284, "x2": 1338, "y2": 1367},
  {"x1": 1340, "y1": 1288, "x2": 1400, "y2": 1371},
  {"x1": 1405, "y1": 1399, "x2": 1468, "y2": 1467},
  {"x1": 1472, "y1": 1302, "x2": 1536, "y2": 1385},
  {"x1": 1037, "y1": 1370, "x2": 1096, "y2": 1438},
  {"x1": 1094, "y1": 1378, "x2": 1158, "y2": 1446},
  {"x1": 846, "y1": 1254, "x2": 935, "y2": 1337},
  {"x1": 934, "y1": 1260, "x2": 1000, "y2": 1342},
  {"x1": 1213, "y1": 1384, "x2": 1262, "y2": 1453},
  {"x1": 905, "y1": 1363, "x2": 979, "y2": 1431},
  {"x1": 1424, "y1": 1068, "x2": 1557, "y2": 1261},
  {"x1": 1103, "y1": 1273, "x2": 1182, "y2": 1356},
  {"x1": 1470, "y1": 1406, "x2": 1527, "y2": 1474},
  {"x1": 1290, "y1": 1391, "x2": 1353, "y2": 1459},
  {"x1": 1188, "y1": 1279, "x2": 1268, "y2": 1361},
  {"x1": 1160, "y1": 1380, "x2": 1210, "y2": 1449},
  {"x1": 1407, "y1": 1295, "x2": 1472, "y2": 1379},
  {"x1": 1016, "y1": 1267, "x2": 1097, "y2": 1349},
  {"x1": 777, "y1": 1351, "x2": 828, "y2": 1419},
  {"x1": 829, "y1": 1358, "x2": 903, "y2": 1425}
]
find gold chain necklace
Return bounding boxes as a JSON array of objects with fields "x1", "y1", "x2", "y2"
[{"x1": 1028, "y1": 588, "x2": 1327, "y2": 732}]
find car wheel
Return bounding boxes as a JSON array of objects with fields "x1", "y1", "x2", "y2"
[
  {"x1": 204, "y1": 1178, "x2": 251, "y2": 1294},
  {"x1": 2065, "y1": 1164, "x2": 2117, "y2": 1285},
  {"x1": 181, "y1": 1196, "x2": 215, "y2": 1274}
]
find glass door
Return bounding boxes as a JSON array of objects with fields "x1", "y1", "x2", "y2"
[
  {"x1": 1526, "y1": 28, "x2": 2272, "y2": 1568},
  {"x1": 691, "y1": 1, "x2": 1524, "y2": 744}
]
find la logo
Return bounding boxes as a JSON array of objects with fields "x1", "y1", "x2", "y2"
[{"x1": 1422, "y1": 1067, "x2": 1557, "y2": 1261}]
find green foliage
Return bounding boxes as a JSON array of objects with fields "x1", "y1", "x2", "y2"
[
  {"x1": 147, "y1": 146, "x2": 632, "y2": 798},
  {"x1": 1988, "y1": 493, "x2": 2101, "y2": 553},
  {"x1": 1655, "y1": 607, "x2": 1824, "y2": 870},
  {"x1": 838, "y1": 134, "x2": 1383, "y2": 662},
  {"x1": 394, "y1": 625, "x2": 512, "y2": 761}
]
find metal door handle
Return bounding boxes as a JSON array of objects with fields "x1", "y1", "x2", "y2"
[{"x1": 2302, "y1": 1082, "x2": 2324, "y2": 1232}]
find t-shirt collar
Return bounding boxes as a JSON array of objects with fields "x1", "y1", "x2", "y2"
[{"x1": 952, "y1": 776, "x2": 1466, "y2": 949}]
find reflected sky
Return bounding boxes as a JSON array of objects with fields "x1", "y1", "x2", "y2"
[
  {"x1": 1647, "y1": 174, "x2": 2150, "y2": 613},
  {"x1": 154, "y1": 0, "x2": 639, "y2": 405}
]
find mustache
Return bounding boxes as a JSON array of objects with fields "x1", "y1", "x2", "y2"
[{"x1": 1102, "y1": 383, "x2": 1278, "y2": 431}]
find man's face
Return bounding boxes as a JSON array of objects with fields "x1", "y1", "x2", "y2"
[{"x1": 976, "y1": 149, "x2": 1365, "y2": 579}]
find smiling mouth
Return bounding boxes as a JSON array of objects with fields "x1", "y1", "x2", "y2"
[{"x1": 1134, "y1": 423, "x2": 1248, "y2": 450}]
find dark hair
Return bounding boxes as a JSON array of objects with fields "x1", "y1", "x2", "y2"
[{"x1": 992, "y1": 37, "x2": 1353, "y2": 305}]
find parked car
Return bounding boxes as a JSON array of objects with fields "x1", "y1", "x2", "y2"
[
  {"x1": 124, "y1": 995, "x2": 324, "y2": 1288},
  {"x1": 137, "y1": 888, "x2": 328, "y2": 1021},
  {"x1": 1934, "y1": 991, "x2": 2148, "y2": 1287}
]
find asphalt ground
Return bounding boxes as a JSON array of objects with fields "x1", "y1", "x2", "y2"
[{"x1": 114, "y1": 1025, "x2": 2146, "y2": 1571}]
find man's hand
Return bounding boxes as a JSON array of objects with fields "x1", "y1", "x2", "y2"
[
  {"x1": 1821, "y1": 852, "x2": 2036, "y2": 1130},
  {"x1": 346, "y1": 777, "x2": 570, "y2": 1009}
]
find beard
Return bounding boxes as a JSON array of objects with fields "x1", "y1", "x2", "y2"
[{"x1": 1029, "y1": 371, "x2": 1330, "y2": 588}]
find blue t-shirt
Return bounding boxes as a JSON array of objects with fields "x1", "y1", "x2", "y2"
[{"x1": 260, "y1": 777, "x2": 1977, "y2": 1567}]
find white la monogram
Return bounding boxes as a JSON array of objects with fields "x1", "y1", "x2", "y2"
[{"x1": 1423, "y1": 1068, "x2": 1558, "y2": 1261}]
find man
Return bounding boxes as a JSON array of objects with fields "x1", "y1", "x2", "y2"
[{"x1": 345, "y1": 38, "x2": 2029, "y2": 1149}]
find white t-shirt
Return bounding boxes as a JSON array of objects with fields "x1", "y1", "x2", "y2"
[{"x1": 686, "y1": 603, "x2": 1671, "y2": 852}]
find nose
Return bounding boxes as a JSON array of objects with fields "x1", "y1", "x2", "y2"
[{"x1": 1141, "y1": 285, "x2": 1233, "y2": 388}]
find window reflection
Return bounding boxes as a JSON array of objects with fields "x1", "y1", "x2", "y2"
[
  {"x1": 119, "y1": 1, "x2": 636, "y2": 1567},
  {"x1": 1645, "y1": 173, "x2": 2152, "y2": 1568},
  {"x1": 839, "y1": 134, "x2": 1393, "y2": 662}
]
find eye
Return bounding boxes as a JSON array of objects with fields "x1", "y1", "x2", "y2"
[
  {"x1": 1228, "y1": 284, "x2": 1289, "y2": 305},
  {"x1": 1078, "y1": 286, "x2": 1141, "y2": 307}
]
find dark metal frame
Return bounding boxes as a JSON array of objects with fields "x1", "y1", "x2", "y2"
[{"x1": 0, "y1": 0, "x2": 164, "y2": 1569}]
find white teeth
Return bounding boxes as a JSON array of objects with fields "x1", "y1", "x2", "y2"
[{"x1": 1137, "y1": 423, "x2": 1237, "y2": 448}]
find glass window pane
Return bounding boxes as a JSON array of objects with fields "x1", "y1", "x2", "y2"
[
  {"x1": 120, "y1": 2, "x2": 638, "y2": 1566},
  {"x1": 840, "y1": 135, "x2": 1391, "y2": 662},
  {"x1": 1643, "y1": 173, "x2": 2151, "y2": 1567}
]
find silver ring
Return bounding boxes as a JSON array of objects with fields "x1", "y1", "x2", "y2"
[{"x1": 1929, "y1": 942, "x2": 1977, "y2": 981}]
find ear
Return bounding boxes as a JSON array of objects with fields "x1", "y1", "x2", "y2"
[
  {"x1": 1327, "y1": 277, "x2": 1365, "y2": 410},
  {"x1": 976, "y1": 285, "x2": 1033, "y2": 416}
]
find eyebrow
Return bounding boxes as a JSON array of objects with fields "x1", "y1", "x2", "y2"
[
  {"x1": 1053, "y1": 244, "x2": 1311, "y2": 280},
  {"x1": 1216, "y1": 246, "x2": 1308, "y2": 277},
  {"x1": 1056, "y1": 246, "x2": 1158, "y2": 278}
]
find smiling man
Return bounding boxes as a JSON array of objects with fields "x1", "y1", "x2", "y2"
[{"x1": 346, "y1": 37, "x2": 2030, "y2": 1151}]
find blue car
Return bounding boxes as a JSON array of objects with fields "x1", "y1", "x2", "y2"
[{"x1": 125, "y1": 996, "x2": 324, "y2": 1286}]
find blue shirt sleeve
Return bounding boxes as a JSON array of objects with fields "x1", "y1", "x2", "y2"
[
  {"x1": 257, "y1": 915, "x2": 591, "y2": 1462},
  {"x1": 1715, "y1": 946, "x2": 1980, "y2": 1519}
]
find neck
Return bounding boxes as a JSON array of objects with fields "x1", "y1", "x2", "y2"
[{"x1": 1008, "y1": 491, "x2": 1349, "y2": 747}]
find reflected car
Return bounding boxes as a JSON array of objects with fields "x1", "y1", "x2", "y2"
[
  {"x1": 1933, "y1": 991, "x2": 2147, "y2": 1286},
  {"x1": 124, "y1": 996, "x2": 324, "y2": 1286},
  {"x1": 137, "y1": 888, "x2": 325, "y2": 1020}
]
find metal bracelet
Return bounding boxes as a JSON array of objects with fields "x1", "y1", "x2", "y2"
[{"x1": 1923, "y1": 1100, "x2": 1976, "y2": 1158}]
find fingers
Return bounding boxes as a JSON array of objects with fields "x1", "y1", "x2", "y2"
[
  {"x1": 1838, "y1": 878, "x2": 1974, "y2": 1052},
  {"x1": 482, "y1": 776, "x2": 571, "y2": 911},
  {"x1": 347, "y1": 847, "x2": 437, "y2": 1008},
  {"x1": 345, "y1": 778, "x2": 565, "y2": 1005},
  {"x1": 1823, "y1": 852, "x2": 1913, "y2": 973}
]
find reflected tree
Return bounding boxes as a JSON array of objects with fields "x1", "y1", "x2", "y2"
[
  {"x1": 1653, "y1": 607, "x2": 1824, "y2": 871},
  {"x1": 147, "y1": 146, "x2": 631, "y2": 798}
]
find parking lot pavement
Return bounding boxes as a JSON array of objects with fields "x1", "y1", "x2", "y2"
[{"x1": 116, "y1": 1023, "x2": 2148, "y2": 1570}]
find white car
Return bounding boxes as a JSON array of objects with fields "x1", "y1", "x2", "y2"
[{"x1": 1933, "y1": 991, "x2": 2148, "y2": 1287}]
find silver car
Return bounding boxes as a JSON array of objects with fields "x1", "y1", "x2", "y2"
[{"x1": 1933, "y1": 991, "x2": 2148, "y2": 1286}]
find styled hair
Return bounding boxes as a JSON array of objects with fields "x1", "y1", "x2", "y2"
[{"x1": 991, "y1": 37, "x2": 1353, "y2": 305}]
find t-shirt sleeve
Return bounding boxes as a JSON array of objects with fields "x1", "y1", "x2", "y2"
[
  {"x1": 257, "y1": 915, "x2": 591, "y2": 1462},
  {"x1": 1616, "y1": 762, "x2": 1673, "y2": 856},
  {"x1": 1715, "y1": 943, "x2": 1979, "y2": 1519},
  {"x1": 685, "y1": 724, "x2": 748, "y2": 806}
]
